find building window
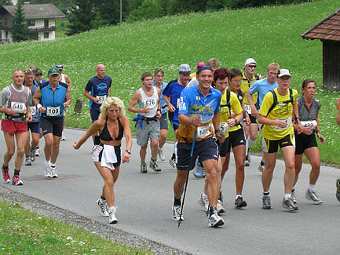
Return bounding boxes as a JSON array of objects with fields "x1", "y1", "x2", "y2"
[
  {"x1": 44, "y1": 32, "x2": 49, "y2": 39},
  {"x1": 27, "y1": 20, "x2": 35, "y2": 26},
  {"x1": 44, "y1": 19, "x2": 49, "y2": 28}
]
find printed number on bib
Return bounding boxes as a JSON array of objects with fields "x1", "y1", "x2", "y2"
[
  {"x1": 300, "y1": 120, "x2": 317, "y2": 129},
  {"x1": 11, "y1": 102, "x2": 26, "y2": 113},
  {"x1": 46, "y1": 106, "x2": 61, "y2": 117},
  {"x1": 97, "y1": 95, "x2": 107, "y2": 105},
  {"x1": 220, "y1": 122, "x2": 229, "y2": 136},
  {"x1": 244, "y1": 104, "x2": 252, "y2": 115},
  {"x1": 197, "y1": 125, "x2": 211, "y2": 139},
  {"x1": 30, "y1": 106, "x2": 37, "y2": 116},
  {"x1": 273, "y1": 117, "x2": 292, "y2": 131}
]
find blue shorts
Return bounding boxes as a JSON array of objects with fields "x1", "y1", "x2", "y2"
[
  {"x1": 90, "y1": 108, "x2": 100, "y2": 122},
  {"x1": 28, "y1": 122, "x2": 40, "y2": 134},
  {"x1": 176, "y1": 137, "x2": 219, "y2": 171}
]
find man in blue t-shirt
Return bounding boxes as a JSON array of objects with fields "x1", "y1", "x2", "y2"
[
  {"x1": 246, "y1": 63, "x2": 279, "y2": 172},
  {"x1": 163, "y1": 64, "x2": 191, "y2": 167},
  {"x1": 84, "y1": 64, "x2": 112, "y2": 144}
]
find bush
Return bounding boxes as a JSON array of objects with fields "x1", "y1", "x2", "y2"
[{"x1": 226, "y1": 0, "x2": 312, "y2": 9}]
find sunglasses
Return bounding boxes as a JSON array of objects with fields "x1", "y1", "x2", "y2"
[{"x1": 248, "y1": 65, "x2": 256, "y2": 68}]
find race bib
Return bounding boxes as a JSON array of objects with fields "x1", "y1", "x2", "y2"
[
  {"x1": 197, "y1": 125, "x2": 212, "y2": 139},
  {"x1": 300, "y1": 120, "x2": 317, "y2": 129},
  {"x1": 11, "y1": 102, "x2": 26, "y2": 113},
  {"x1": 97, "y1": 95, "x2": 107, "y2": 105},
  {"x1": 30, "y1": 106, "x2": 37, "y2": 116},
  {"x1": 46, "y1": 106, "x2": 61, "y2": 117},
  {"x1": 273, "y1": 117, "x2": 292, "y2": 131},
  {"x1": 244, "y1": 104, "x2": 252, "y2": 115},
  {"x1": 220, "y1": 122, "x2": 229, "y2": 136}
]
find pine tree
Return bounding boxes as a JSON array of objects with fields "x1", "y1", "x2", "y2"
[
  {"x1": 0, "y1": 0, "x2": 12, "y2": 5},
  {"x1": 67, "y1": 0, "x2": 95, "y2": 35},
  {"x1": 11, "y1": 0, "x2": 29, "y2": 42}
]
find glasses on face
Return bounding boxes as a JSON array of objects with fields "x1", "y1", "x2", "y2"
[{"x1": 248, "y1": 65, "x2": 256, "y2": 68}]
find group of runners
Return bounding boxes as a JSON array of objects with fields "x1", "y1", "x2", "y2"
[{"x1": 1, "y1": 59, "x2": 340, "y2": 228}]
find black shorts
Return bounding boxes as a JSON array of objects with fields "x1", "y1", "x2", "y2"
[
  {"x1": 90, "y1": 108, "x2": 100, "y2": 122},
  {"x1": 227, "y1": 128, "x2": 246, "y2": 153},
  {"x1": 263, "y1": 134, "x2": 295, "y2": 154},
  {"x1": 41, "y1": 117, "x2": 64, "y2": 137},
  {"x1": 176, "y1": 137, "x2": 219, "y2": 171},
  {"x1": 295, "y1": 132, "x2": 318, "y2": 155},
  {"x1": 160, "y1": 113, "x2": 168, "y2": 130},
  {"x1": 28, "y1": 121, "x2": 40, "y2": 134},
  {"x1": 218, "y1": 137, "x2": 230, "y2": 157}
]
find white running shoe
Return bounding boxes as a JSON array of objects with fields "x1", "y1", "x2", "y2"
[
  {"x1": 217, "y1": 200, "x2": 225, "y2": 214},
  {"x1": 172, "y1": 205, "x2": 184, "y2": 221},
  {"x1": 108, "y1": 207, "x2": 118, "y2": 224},
  {"x1": 199, "y1": 192, "x2": 209, "y2": 212},
  {"x1": 49, "y1": 163, "x2": 58, "y2": 178},
  {"x1": 158, "y1": 148, "x2": 166, "y2": 161},
  {"x1": 44, "y1": 161, "x2": 52, "y2": 178},
  {"x1": 35, "y1": 148, "x2": 40, "y2": 157},
  {"x1": 96, "y1": 198, "x2": 109, "y2": 217},
  {"x1": 25, "y1": 157, "x2": 32, "y2": 166},
  {"x1": 208, "y1": 209, "x2": 224, "y2": 228}
]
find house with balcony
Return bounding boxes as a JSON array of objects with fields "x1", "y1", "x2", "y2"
[{"x1": 0, "y1": 3, "x2": 65, "y2": 43}]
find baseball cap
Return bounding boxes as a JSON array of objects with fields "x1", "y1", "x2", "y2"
[
  {"x1": 48, "y1": 66, "x2": 60, "y2": 76},
  {"x1": 278, "y1": 69, "x2": 291, "y2": 78},
  {"x1": 244, "y1": 58, "x2": 256, "y2": 66},
  {"x1": 178, "y1": 64, "x2": 191, "y2": 73}
]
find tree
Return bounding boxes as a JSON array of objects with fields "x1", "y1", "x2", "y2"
[
  {"x1": 67, "y1": 0, "x2": 96, "y2": 35},
  {"x1": 94, "y1": 0, "x2": 129, "y2": 26},
  {"x1": 11, "y1": 0, "x2": 29, "y2": 42},
  {"x1": 0, "y1": 0, "x2": 12, "y2": 5},
  {"x1": 127, "y1": 0, "x2": 161, "y2": 22}
]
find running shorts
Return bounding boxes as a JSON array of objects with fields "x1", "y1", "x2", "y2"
[
  {"x1": 263, "y1": 133, "x2": 295, "y2": 154},
  {"x1": 41, "y1": 117, "x2": 64, "y2": 137},
  {"x1": 1, "y1": 119, "x2": 27, "y2": 134},
  {"x1": 295, "y1": 132, "x2": 317, "y2": 155}
]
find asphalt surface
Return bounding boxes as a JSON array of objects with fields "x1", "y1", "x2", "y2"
[{"x1": 1, "y1": 128, "x2": 340, "y2": 255}]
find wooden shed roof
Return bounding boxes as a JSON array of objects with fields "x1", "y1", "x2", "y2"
[{"x1": 302, "y1": 9, "x2": 340, "y2": 42}]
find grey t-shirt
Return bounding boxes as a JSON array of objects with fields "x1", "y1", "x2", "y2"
[{"x1": 298, "y1": 97, "x2": 320, "y2": 121}]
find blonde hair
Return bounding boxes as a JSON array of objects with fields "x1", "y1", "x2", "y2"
[
  {"x1": 99, "y1": 97, "x2": 126, "y2": 120},
  {"x1": 267, "y1": 63, "x2": 280, "y2": 72}
]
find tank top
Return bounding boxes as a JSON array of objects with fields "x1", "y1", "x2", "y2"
[
  {"x1": 4, "y1": 84, "x2": 31, "y2": 122},
  {"x1": 298, "y1": 97, "x2": 320, "y2": 130},
  {"x1": 138, "y1": 86, "x2": 158, "y2": 118},
  {"x1": 99, "y1": 118, "x2": 124, "y2": 141}
]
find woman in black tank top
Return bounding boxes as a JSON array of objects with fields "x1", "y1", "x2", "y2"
[{"x1": 74, "y1": 97, "x2": 132, "y2": 224}]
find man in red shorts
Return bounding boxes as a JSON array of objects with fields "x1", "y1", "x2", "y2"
[{"x1": 0, "y1": 70, "x2": 32, "y2": 185}]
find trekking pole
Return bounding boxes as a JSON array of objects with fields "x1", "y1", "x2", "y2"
[{"x1": 178, "y1": 129, "x2": 197, "y2": 228}]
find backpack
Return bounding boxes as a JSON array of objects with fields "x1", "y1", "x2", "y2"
[
  {"x1": 220, "y1": 89, "x2": 231, "y2": 115},
  {"x1": 266, "y1": 88, "x2": 293, "y2": 117}
]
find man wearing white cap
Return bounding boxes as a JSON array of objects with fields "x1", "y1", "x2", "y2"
[
  {"x1": 240, "y1": 58, "x2": 261, "y2": 167},
  {"x1": 258, "y1": 69, "x2": 300, "y2": 212}
]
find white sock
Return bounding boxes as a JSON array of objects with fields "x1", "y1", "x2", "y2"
[
  {"x1": 236, "y1": 194, "x2": 242, "y2": 199},
  {"x1": 284, "y1": 193, "x2": 291, "y2": 200},
  {"x1": 309, "y1": 185, "x2": 315, "y2": 192}
]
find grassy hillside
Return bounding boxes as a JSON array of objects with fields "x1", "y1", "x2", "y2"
[{"x1": 0, "y1": 0, "x2": 339, "y2": 165}]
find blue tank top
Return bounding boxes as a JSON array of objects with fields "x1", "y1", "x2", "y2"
[{"x1": 40, "y1": 81, "x2": 68, "y2": 118}]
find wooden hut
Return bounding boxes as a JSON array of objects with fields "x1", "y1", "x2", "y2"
[{"x1": 302, "y1": 9, "x2": 340, "y2": 91}]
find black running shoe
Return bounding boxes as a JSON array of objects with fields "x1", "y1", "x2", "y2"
[{"x1": 235, "y1": 196, "x2": 247, "y2": 209}]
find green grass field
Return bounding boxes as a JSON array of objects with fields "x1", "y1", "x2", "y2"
[
  {"x1": 0, "y1": 0, "x2": 339, "y2": 165},
  {"x1": 0, "y1": 200, "x2": 151, "y2": 254}
]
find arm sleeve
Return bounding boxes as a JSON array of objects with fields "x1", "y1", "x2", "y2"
[
  {"x1": 249, "y1": 81, "x2": 259, "y2": 95},
  {"x1": 85, "y1": 80, "x2": 92, "y2": 92},
  {"x1": 108, "y1": 77, "x2": 112, "y2": 89},
  {"x1": 178, "y1": 88, "x2": 190, "y2": 116},
  {"x1": 162, "y1": 83, "x2": 172, "y2": 97},
  {"x1": 0, "y1": 88, "x2": 9, "y2": 107}
]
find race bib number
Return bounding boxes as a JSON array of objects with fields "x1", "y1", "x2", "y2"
[
  {"x1": 273, "y1": 117, "x2": 292, "y2": 131},
  {"x1": 244, "y1": 104, "x2": 252, "y2": 115},
  {"x1": 197, "y1": 125, "x2": 211, "y2": 139},
  {"x1": 30, "y1": 106, "x2": 37, "y2": 116},
  {"x1": 11, "y1": 102, "x2": 26, "y2": 113},
  {"x1": 46, "y1": 106, "x2": 61, "y2": 117},
  {"x1": 220, "y1": 122, "x2": 229, "y2": 136},
  {"x1": 97, "y1": 95, "x2": 107, "y2": 105},
  {"x1": 300, "y1": 120, "x2": 317, "y2": 129}
]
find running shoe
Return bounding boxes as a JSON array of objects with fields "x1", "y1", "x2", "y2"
[
  {"x1": 108, "y1": 207, "x2": 118, "y2": 224},
  {"x1": 50, "y1": 164, "x2": 58, "y2": 178},
  {"x1": 12, "y1": 175, "x2": 23, "y2": 186},
  {"x1": 44, "y1": 161, "x2": 52, "y2": 178},
  {"x1": 158, "y1": 148, "x2": 165, "y2": 161},
  {"x1": 140, "y1": 162, "x2": 147, "y2": 174},
  {"x1": 30, "y1": 148, "x2": 36, "y2": 162},
  {"x1": 235, "y1": 196, "x2": 247, "y2": 209},
  {"x1": 291, "y1": 189, "x2": 297, "y2": 204},
  {"x1": 172, "y1": 205, "x2": 184, "y2": 221},
  {"x1": 2, "y1": 166, "x2": 10, "y2": 184},
  {"x1": 35, "y1": 148, "x2": 40, "y2": 157},
  {"x1": 61, "y1": 134, "x2": 66, "y2": 141},
  {"x1": 305, "y1": 189, "x2": 322, "y2": 205},
  {"x1": 262, "y1": 194, "x2": 271, "y2": 209},
  {"x1": 199, "y1": 192, "x2": 209, "y2": 212},
  {"x1": 96, "y1": 198, "x2": 109, "y2": 217},
  {"x1": 150, "y1": 159, "x2": 161, "y2": 172},
  {"x1": 208, "y1": 208, "x2": 224, "y2": 228},
  {"x1": 336, "y1": 179, "x2": 340, "y2": 202},
  {"x1": 217, "y1": 200, "x2": 225, "y2": 215},
  {"x1": 169, "y1": 157, "x2": 176, "y2": 168},
  {"x1": 282, "y1": 197, "x2": 298, "y2": 212},
  {"x1": 245, "y1": 154, "x2": 250, "y2": 167},
  {"x1": 25, "y1": 157, "x2": 32, "y2": 166},
  {"x1": 258, "y1": 160, "x2": 265, "y2": 172},
  {"x1": 193, "y1": 161, "x2": 205, "y2": 178}
]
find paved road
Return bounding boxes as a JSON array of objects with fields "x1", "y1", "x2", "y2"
[{"x1": 1, "y1": 128, "x2": 340, "y2": 255}]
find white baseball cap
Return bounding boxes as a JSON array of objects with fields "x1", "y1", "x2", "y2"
[
  {"x1": 278, "y1": 69, "x2": 291, "y2": 78},
  {"x1": 244, "y1": 58, "x2": 256, "y2": 66},
  {"x1": 178, "y1": 64, "x2": 191, "y2": 73}
]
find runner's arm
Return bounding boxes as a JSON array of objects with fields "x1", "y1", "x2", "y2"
[
  {"x1": 83, "y1": 80, "x2": 98, "y2": 103},
  {"x1": 121, "y1": 116, "x2": 132, "y2": 162},
  {"x1": 128, "y1": 91, "x2": 146, "y2": 113},
  {"x1": 163, "y1": 95, "x2": 175, "y2": 112},
  {"x1": 73, "y1": 121, "x2": 102, "y2": 149}
]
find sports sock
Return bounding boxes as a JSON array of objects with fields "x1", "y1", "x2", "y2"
[
  {"x1": 284, "y1": 193, "x2": 291, "y2": 200},
  {"x1": 309, "y1": 185, "x2": 315, "y2": 192}
]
